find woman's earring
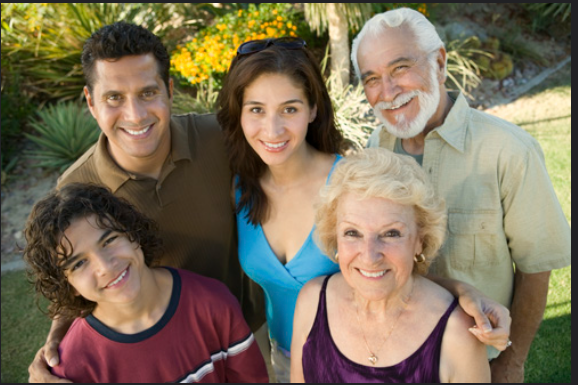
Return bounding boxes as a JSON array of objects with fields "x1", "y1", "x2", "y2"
[
  {"x1": 414, "y1": 253, "x2": 426, "y2": 263},
  {"x1": 335, "y1": 252, "x2": 339, "y2": 262}
]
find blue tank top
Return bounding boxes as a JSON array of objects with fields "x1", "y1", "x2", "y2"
[
  {"x1": 303, "y1": 274, "x2": 459, "y2": 383},
  {"x1": 236, "y1": 155, "x2": 341, "y2": 351}
]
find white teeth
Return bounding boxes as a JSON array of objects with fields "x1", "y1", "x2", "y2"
[
  {"x1": 388, "y1": 98, "x2": 413, "y2": 110},
  {"x1": 124, "y1": 125, "x2": 151, "y2": 136},
  {"x1": 375, "y1": 92, "x2": 418, "y2": 111},
  {"x1": 359, "y1": 269, "x2": 386, "y2": 278},
  {"x1": 263, "y1": 141, "x2": 288, "y2": 149},
  {"x1": 107, "y1": 269, "x2": 127, "y2": 288}
]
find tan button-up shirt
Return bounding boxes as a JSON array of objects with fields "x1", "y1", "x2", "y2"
[{"x1": 367, "y1": 92, "x2": 571, "y2": 310}]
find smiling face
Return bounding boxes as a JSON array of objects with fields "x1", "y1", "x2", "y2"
[
  {"x1": 357, "y1": 27, "x2": 443, "y2": 139},
  {"x1": 61, "y1": 215, "x2": 147, "y2": 310},
  {"x1": 240, "y1": 73, "x2": 317, "y2": 167},
  {"x1": 84, "y1": 53, "x2": 173, "y2": 170},
  {"x1": 336, "y1": 193, "x2": 423, "y2": 301}
]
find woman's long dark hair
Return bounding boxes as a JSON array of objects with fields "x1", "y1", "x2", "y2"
[{"x1": 217, "y1": 43, "x2": 344, "y2": 225}]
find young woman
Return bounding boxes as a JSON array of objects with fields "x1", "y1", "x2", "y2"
[{"x1": 217, "y1": 37, "x2": 344, "y2": 382}]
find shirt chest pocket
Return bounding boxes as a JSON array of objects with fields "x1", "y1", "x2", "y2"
[{"x1": 444, "y1": 211, "x2": 508, "y2": 270}]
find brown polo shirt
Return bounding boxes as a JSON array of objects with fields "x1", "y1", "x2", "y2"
[{"x1": 58, "y1": 113, "x2": 264, "y2": 330}]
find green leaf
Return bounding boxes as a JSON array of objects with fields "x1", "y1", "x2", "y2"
[{"x1": 25, "y1": 102, "x2": 100, "y2": 171}]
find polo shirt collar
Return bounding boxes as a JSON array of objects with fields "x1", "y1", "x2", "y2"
[
  {"x1": 94, "y1": 116, "x2": 192, "y2": 192},
  {"x1": 169, "y1": 115, "x2": 193, "y2": 162},
  {"x1": 430, "y1": 92, "x2": 471, "y2": 153},
  {"x1": 92, "y1": 133, "x2": 130, "y2": 193}
]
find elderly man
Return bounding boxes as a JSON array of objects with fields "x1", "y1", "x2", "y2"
[{"x1": 351, "y1": 8, "x2": 571, "y2": 382}]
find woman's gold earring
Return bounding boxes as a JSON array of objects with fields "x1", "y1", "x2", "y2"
[
  {"x1": 335, "y1": 252, "x2": 339, "y2": 262},
  {"x1": 414, "y1": 253, "x2": 426, "y2": 263}
]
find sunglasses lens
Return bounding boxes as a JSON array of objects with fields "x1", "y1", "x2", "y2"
[
  {"x1": 236, "y1": 37, "x2": 306, "y2": 56},
  {"x1": 238, "y1": 40, "x2": 269, "y2": 55},
  {"x1": 275, "y1": 37, "x2": 306, "y2": 49}
]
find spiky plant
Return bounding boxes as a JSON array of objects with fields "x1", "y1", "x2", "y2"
[{"x1": 25, "y1": 102, "x2": 100, "y2": 172}]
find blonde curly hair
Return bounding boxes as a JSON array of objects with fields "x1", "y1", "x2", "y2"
[{"x1": 314, "y1": 148, "x2": 447, "y2": 275}]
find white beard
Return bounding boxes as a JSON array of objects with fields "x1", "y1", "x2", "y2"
[{"x1": 374, "y1": 67, "x2": 440, "y2": 139}]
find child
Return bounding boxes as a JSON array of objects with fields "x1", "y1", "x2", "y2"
[{"x1": 23, "y1": 183, "x2": 269, "y2": 383}]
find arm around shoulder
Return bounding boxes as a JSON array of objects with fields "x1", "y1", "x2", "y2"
[
  {"x1": 440, "y1": 306, "x2": 491, "y2": 383},
  {"x1": 428, "y1": 274, "x2": 511, "y2": 351},
  {"x1": 28, "y1": 317, "x2": 74, "y2": 383}
]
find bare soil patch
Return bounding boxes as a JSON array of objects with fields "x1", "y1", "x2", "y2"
[{"x1": 1, "y1": 158, "x2": 59, "y2": 268}]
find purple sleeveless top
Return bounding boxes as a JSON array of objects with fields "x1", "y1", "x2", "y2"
[{"x1": 302, "y1": 275, "x2": 459, "y2": 383}]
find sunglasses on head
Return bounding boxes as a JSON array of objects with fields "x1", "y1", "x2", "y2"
[{"x1": 236, "y1": 37, "x2": 307, "y2": 57}]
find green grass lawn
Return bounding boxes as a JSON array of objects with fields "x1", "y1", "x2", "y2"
[
  {"x1": 486, "y1": 60, "x2": 571, "y2": 383},
  {"x1": 1, "y1": 63, "x2": 571, "y2": 383},
  {"x1": 1, "y1": 270, "x2": 51, "y2": 383}
]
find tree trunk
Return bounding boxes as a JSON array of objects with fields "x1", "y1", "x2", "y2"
[{"x1": 327, "y1": 3, "x2": 350, "y2": 89}]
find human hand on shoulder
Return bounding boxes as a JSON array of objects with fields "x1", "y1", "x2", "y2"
[
  {"x1": 427, "y1": 275, "x2": 512, "y2": 351},
  {"x1": 460, "y1": 289, "x2": 512, "y2": 352},
  {"x1": 29, "y1": 316, "x2": 74, "y2": 383},
  {"x1": 28, "y1": 342, "x2": 71, "y2": 383}
]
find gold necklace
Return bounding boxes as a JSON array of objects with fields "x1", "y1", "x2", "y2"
[{"x1": 354, "y1": 281, "x2": 415, "y2": 366}]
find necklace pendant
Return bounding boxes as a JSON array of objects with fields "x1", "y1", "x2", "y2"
[{"x1": 368, "y1": 355, "x2": 378, "y2": 365}]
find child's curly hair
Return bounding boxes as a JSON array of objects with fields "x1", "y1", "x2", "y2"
[{"x1": 23, "y1": 183, "x2": 163, "y2": 319}]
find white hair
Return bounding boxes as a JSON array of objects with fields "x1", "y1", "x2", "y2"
[{"x1": 351, "y1": 7, "x2": 446, "y2": 79}]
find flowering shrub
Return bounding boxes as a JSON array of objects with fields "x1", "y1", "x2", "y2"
[{"x1": 170, "y1": 4, "x2": 308, "y2": 87}]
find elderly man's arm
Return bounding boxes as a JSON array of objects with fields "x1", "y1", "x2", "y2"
[
  {"x1": 28, "y1": 317, "x2": 73, "y2": 383},
  {"x1": 428, "y1": 274, "x2": 511, "y2": 351},
  {"x1": 489, "y1": 269, "x2": 550, "y2": 383}
]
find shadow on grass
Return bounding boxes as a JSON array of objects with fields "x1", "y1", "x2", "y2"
[
  {"x1": 517, "y1": 114, "x2": 572, "y2": 127},
  {"x1": 525, "y1": 313, "x2": 571, "y2": 383}
]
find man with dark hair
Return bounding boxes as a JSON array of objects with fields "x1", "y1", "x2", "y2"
[
  {"x1": 28, "y1": 21, "x2": 265, "y2": 382},
  {"x1": 24, "y1": 183, "x2": 268, "y2": 383},
  {"x1": 81, "y1": 21, "x2": 172, "y2": 94}
]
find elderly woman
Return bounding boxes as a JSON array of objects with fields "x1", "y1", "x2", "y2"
[{"x1": 291, "y1": 148, "x2": 490, "y2": 383}]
